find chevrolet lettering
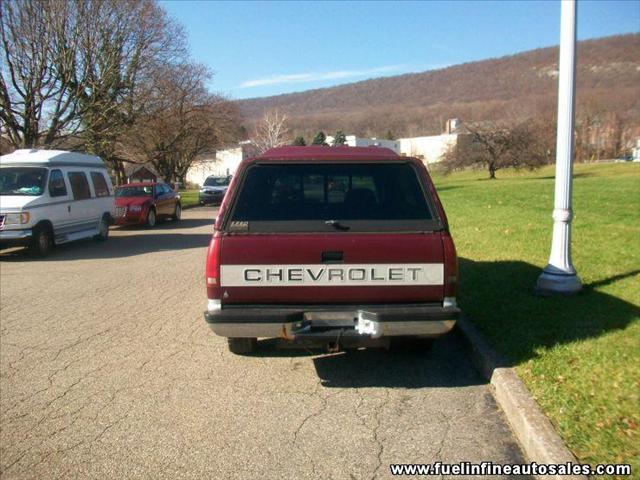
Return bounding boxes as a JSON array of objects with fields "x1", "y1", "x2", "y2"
[
  {"x1": 203, "y1": 146, "x2": 461, "y2": 354},
  {"x1": 222, "y1": 264, "x2": 444, "y2": 286}
]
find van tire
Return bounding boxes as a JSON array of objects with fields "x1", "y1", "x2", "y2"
[
  {"x1": 172, "y1": 203, "x2": 181, "y2": 221},
  {"x1": 93, "y1": 215, "x2": 110, "y2": 241},
  {"x1": 145, "y1": 208, "x2": 156, "y2": 228},
  {"x1": 227, "y1": 337, "x2": 256, "y2": 355},
  {"x1": 28, "y1": 225, "x2": 53, "y2": 257}
]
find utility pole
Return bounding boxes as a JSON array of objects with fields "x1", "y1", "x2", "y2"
[{"x1": 536, "y1": 0, "x2": 582, "y2": 295}]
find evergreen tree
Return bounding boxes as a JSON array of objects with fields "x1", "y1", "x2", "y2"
[
  {"x1": 311, "y1": 131, "x2": 327, "y2": 146},
  {"x1": 384, "y1": 130, "x2": 395, "y2": 140},
  {"x1": 292, "y1": 136, "x2": 306, "y2": 146},
  {"x1": 333, "y1": 130, "x2": 347, "y2": 146}
]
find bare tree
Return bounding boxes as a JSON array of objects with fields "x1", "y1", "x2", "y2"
[
  {"x1": 1, "y1": 0, "x2": 187, "y2": 183},
  {"x1": 0, "y1": 0, "x2": 85, "y2": 148},
  {"x1": 76, "y1": 0, "x2": 186, "y2": 184},
  {"x1": 121, "y1": 63, "x2": 240, "y2": 183},
  {"x1": 441, "y1": 121, "x2": 549, "y2": 179},
  {"x1": 252, "y1": 109, "x2": 289, "y2": 153}
]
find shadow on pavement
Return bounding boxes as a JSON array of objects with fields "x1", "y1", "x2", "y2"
[
  {"x1": 250, "y1": 335, "x2": 485, "y2": 389},
  {"x1": 312, "y1": 334, "x2": 483, "y2": 388},
  {"x1": 458, "y1": 258, "x2": 640, "y2": 365}
]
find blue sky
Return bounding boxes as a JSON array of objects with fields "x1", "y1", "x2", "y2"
[{"x1": 160, "y1": 0, "x2": 639, "y2": 100}]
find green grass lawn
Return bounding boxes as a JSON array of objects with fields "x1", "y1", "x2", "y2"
[
  {"x1": 179, "y1": 189, "x2": 200, "y2": 209},
  {"x1": 431, "y1": 162, "x2": 639, "y2": 476}
]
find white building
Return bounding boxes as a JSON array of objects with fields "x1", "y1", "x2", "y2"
[
  {"x1": 399, "y1": 119, "x2": 470, "y2": 164},
  {"x1": 325, "y1": 135, "x2": 401, "y2": 154},
  {"x1": 399, "y1": 134, "x2": 461, "y2": 164},
  {"x1": 186, "y1": 142, "x2": 257, "y2": 186}
]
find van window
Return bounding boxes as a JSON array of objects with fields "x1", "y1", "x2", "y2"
[
  {"x1": 90, "y1": 172, "x2": 110, "y2": 197},
  {"x1": 48, "y1": 169, "x2": 67, "y2": 197},
  {"x1": 68, "y1": 172, "x2": 92, "y2": 200},
  {"x1": 228, "y1": 163, "x2": 440, "y2": 232},
  {"x1": 0, "y1": 167, "x2": 47, "y2": 196}
]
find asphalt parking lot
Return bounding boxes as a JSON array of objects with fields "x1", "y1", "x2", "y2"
[{"x1": 0, "y1": 206, "x2": 529, "y2": 479}]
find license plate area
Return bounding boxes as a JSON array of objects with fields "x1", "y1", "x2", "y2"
[
  {"x1": 303, "y1": 310, "x2": 358, "y2": 328},
  {"x1": 297, "y1": 310, "x2": 381, "y2": 338}
]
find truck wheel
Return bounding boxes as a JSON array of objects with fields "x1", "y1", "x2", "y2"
[
  {"x1": 227, "y1": 337, "x2": 256, "y2": 355},
  {"x1": 172, "y1": 203, "x2": 181, "y2": 221},
  {"x1": 145, "y1": 208, "x2": 156, "y2": 228},
  {"x1": 28, "y1": 225, "x2": 53, "y2": 257},
  {"x1": 93, "y1": 215, "x2": 110, "y2": 241}
]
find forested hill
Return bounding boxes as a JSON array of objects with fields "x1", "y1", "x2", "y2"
[{"x1": 236, "y1": 34, "x2": 639, "y2": 139}]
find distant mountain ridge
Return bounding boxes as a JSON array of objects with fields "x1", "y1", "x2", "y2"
[{"x1": 236, "y1": 34, "x2": 639, "y2": 139}]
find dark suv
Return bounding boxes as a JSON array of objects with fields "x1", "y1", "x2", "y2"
[
  {"x1": 203, "y1": 146, "x2": 460, "y2": 354},
  {"x1": 199, "y1": 175, "x2": 231, "y2": 205}
]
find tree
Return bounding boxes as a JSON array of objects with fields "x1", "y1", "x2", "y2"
[
  {"x1": 311, "y1": 131, "x2": 327, "y2": 146},
  {"x1": 0, "y1": 0, "x2": 83, "y2": 148},
  {"x1": 332, "y1": 130, "x2": 346, "y2": 146},
  {"x1": 121, "y1": 63, "x2": 239, "y2": 183},
  {"x1": 252, "y1": 109, "x2": 289, "y2": 153},
  {"x1": 441, "y1": 121, "x2": 549, "y2": 179},
  {"x1": 76, "y1": 0, "x2": 186, "y2": 184},
  {"x1": 384, "y1": 130, "x2": 395, "y2": 140},
  {"x1": 292, "y1": 136, "x2": 306, "y2": 146},
  {"x1": 0, "y1": 0, "x2": 187, "y2": 184}
]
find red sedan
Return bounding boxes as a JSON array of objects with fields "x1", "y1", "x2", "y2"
[{"x1": 114, "y1": 182, "x2": 181, "y2": 228}]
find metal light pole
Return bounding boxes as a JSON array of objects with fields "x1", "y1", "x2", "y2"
[{"x1": 536, "y1": 0, "x2": 582, "y2": 295}]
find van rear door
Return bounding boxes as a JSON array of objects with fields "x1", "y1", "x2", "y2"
[{"x1": 218, "y1": 162, "x2": 446, "y2": 305}]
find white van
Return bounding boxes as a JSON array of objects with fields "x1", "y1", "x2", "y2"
[{"x1": 0, "y1": 149, "x2": 116, "y2": 256}]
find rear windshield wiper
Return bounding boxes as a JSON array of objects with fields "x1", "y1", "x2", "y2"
[{"x1": 325, "y1": 220, "x2": 350, "y2": 231}]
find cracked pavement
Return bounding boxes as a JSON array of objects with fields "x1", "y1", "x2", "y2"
[{"x1": 1, "y1": 207, "x2": 528, "y2": 479}]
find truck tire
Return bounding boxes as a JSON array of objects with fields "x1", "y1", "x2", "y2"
[
  {"x1": 227, "y1": 337, "x2": 256, "y2": 355},
  {"x1": 28, "y1": 225, "x2": 53, "y2": 257}
]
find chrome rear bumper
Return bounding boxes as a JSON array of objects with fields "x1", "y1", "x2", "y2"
[{"x1": 204, "y1": 303, "x2": 459, "y2": 340}]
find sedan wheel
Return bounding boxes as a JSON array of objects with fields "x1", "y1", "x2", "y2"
[
  {"x1": 173, "y1": 203, "x2": 181, "y2": 221},
  {"x1": 146, "y1": 209, "x2": 156, "y2": 228}
]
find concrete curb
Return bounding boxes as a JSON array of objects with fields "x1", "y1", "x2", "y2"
[{"x1": 455, "y1": 317, "x2": 588, "y2": 480}]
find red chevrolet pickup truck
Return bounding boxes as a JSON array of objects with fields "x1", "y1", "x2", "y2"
[{"x1": 204, "y1": 146, "x2": 460, "y2": 354}]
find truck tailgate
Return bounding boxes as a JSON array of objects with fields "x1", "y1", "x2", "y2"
[{"x1": 219, "y1": 233, "x2": 444, "y2": 304}]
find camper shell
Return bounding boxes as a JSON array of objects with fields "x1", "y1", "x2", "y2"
[{"x1": 203, "y1": 146, "x2": 460, "y2": 354}]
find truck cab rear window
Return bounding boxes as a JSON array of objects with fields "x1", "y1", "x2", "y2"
[{"x1": 228, "y1": 163, "x2": 440, "y2": 232}]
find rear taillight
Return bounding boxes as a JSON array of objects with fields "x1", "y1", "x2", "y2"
[
  {"x1": 442, "y1": 233, "x2": 458, "y2": 304},
  {"x1": 205, "y1": 234, "x2": 222, "y2": 301}
]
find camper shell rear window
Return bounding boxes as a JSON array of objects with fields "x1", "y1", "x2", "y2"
[{"x1": 225, "y1": 162, "x2": 442, "y2": 233}]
